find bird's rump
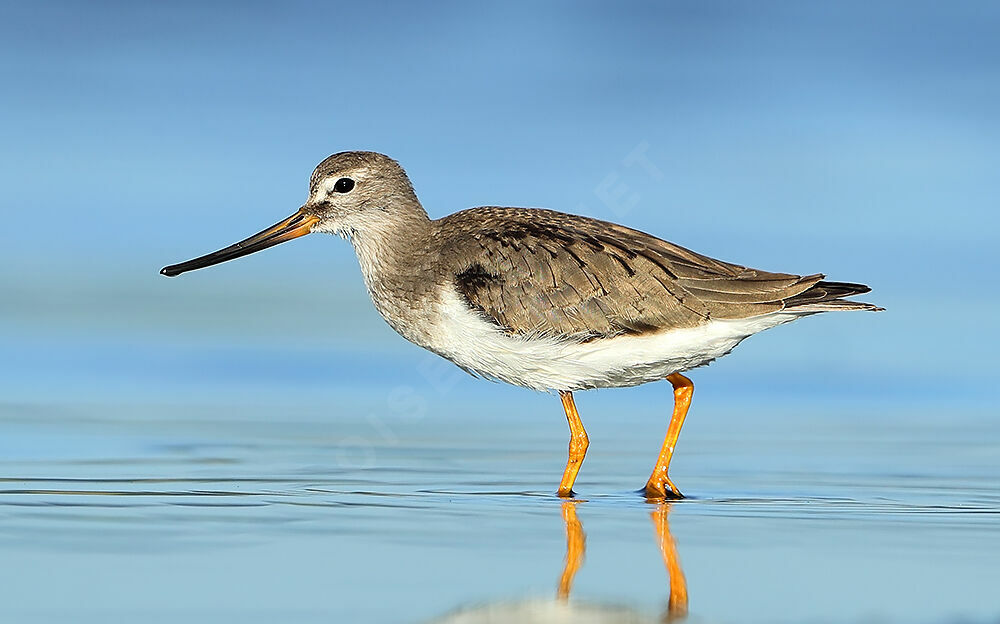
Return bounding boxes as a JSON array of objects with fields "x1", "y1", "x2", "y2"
[{"x1": 440, "y1": 207, "x2": 851, "y2": 340}]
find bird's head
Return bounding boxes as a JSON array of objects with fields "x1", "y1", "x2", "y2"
[{"x1": 160, "y1": 151, "x2": 422, "y2": 277}]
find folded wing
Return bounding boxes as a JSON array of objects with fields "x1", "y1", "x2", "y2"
[{"x1": 439, "y1": 207, "x2": 836, "y2": 339}]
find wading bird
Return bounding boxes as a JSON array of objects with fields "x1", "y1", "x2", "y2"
[{"x1": 162, "y1": 151, "x2": 880, "y2": 499}]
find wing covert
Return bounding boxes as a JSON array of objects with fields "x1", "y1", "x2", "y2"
[{"x1": 441, "y1": 208, "x2": 819, "y2": 338}]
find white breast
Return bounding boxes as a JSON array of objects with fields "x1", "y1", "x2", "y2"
[{"x1": 418, "y1": 289, "x2": 805, "y2": 392}]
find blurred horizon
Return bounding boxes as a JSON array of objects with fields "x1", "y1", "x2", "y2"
[{"x1": 2, "y1": 1, "x2": 998, "y2": 410}]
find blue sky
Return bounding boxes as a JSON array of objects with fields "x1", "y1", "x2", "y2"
[{"x1": 1, "y1": 1, "x2": 998, "y2": 405}]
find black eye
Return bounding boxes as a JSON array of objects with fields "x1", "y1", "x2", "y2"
[{"x1": 333, "y1": 178, "x2": 355, "y2": 193}]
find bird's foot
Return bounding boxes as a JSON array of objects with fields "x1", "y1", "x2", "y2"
[{"x1": 642, "y1": 477, "x2": 684, "y2": 501}]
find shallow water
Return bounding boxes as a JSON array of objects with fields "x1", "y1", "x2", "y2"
[
  {"x1": 1, "y1": 277, "x2": 999, "y2": 623},
  {"x1": 3, "y1": 399, "x2": 998, "y2": 623}
]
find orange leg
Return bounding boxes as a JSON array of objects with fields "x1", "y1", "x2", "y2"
[
  {"x1": 651, "y1": 504, "x2": 689, "y2": 619},
  {"x1": 644, "y1": 373, "x2": 694, "y2": 499},
  {"x1": 556, "y1": 500, "x2": 586, "y2": 601},
  {"x1": 557, "y1": 391, "x2": 590, "y2": 497}
]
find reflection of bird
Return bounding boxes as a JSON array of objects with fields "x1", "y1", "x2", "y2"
[
  {"x1": 428, "y1": 501, "x2": 688, "y2": 624},
  {"x1": 559, "y1": 501, "x2": 687, "y2": 620},
  {"x1": 161, "y1": 151, "x2": 881, "y2": 498}
]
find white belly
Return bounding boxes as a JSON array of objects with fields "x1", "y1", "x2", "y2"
[{"x1": 418, "y1": 289, "x2": 804, "y2": 392}]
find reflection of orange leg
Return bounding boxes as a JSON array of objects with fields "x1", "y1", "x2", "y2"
[
  {"x1": 557, "y1": 500, "x2": 586, "y2": 602},
  {"x1": 651, "y1": 504, "x2": 688, "y2": 619},
  {"x1": 557, "y1": 391, "x2": 590, "y2": 497},
  {"x1": 644, "y1": 373, "x2": 694, "y2": 499}
]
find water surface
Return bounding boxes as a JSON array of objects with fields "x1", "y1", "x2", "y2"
[{"x1": 2, "y1": 391, "x2": 998, "y2": 623}]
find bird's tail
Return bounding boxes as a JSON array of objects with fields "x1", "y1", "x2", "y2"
[{"x1": 784, "y1": 280, "x2": 884, "y2": 312}]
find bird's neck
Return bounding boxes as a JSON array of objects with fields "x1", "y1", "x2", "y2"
[
  {"x1": 346, "y1": 201, "x2": 438, "y2": 340},
  {"x1": 347, "y1": 199, "x2": 431, "y2": 273}
]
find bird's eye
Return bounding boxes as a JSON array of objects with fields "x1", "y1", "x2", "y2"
[{"x1": 333, "y1": 178, "x2": 355, "y2": 193}]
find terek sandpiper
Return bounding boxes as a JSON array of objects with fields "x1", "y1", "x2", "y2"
[{"x1": 161, "y1": 151, "x2": 881, "y2": 499}]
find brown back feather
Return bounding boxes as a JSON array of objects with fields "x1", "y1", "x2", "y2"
[{"x1": 441, "y1": 207, "x2": 838, "y2": 338}]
